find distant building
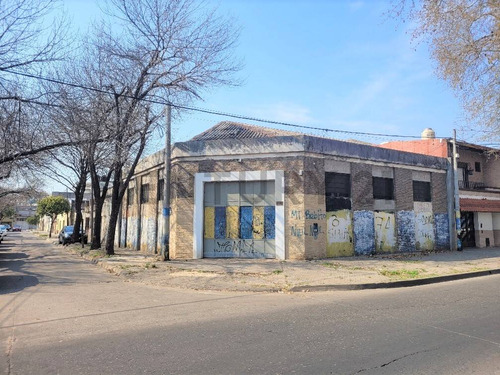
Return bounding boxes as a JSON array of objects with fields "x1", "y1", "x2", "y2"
[{"x1": 381, "y1": 128, "x2": 500, "y2": 248}]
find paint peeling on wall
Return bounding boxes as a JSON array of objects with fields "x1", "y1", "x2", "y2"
[
  {"x1": 416, "y1": 212, "x2": 435, "y2": 250},
  {"x1": 354, "y1": 210, "x2": 375, "y2": 255},
  {"x1": 397, "y1": 211, "x2": 416, "y2": 252},
  {"x1": 374, "y1": 211, "x2": 396, "y2": 252},
  {"x1": 434, "y1": 213, "x2": 449, "y2": 249},
  {"x1": 326, "y1": 210, "x2": 354, "y2": 257}
]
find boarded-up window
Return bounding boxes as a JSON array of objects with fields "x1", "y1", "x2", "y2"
[
  {"x1": 157, "y1": 179, "x2": 164, "y2": 201},
  {"x1": 127, "y1": 188, "x2": 135, "y2": 206},
  {"x1": 373, "y1": 177, "x2": 394, "y2": 200},
  {"x1": 140, "y1": 184, "x2": 150, "y2": 203},
  {"x1": 413, "y1": 181, "x2": 431, "y2": 202},
  {"x1": 325, "y1": 172, "x2": 351, "y2": 211}
]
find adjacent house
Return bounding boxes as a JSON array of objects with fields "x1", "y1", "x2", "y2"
[
  {"x1": 117, "y1": 122, "x2": 451, "y2": 259},
  {"x1": 381, "y1": 128, "x2": 500, "y2": 248}
]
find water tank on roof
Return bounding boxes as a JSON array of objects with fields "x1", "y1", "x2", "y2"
[{"x1": 421, "y1": 128, "x2": 436, "y2": 139}]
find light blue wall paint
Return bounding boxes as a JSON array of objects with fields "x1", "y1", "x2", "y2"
[
  {"x1": 397, "y1": 211, "x2": 416, "y2": 252},
  {"x1": 353, "y1": 210, "x2": 375, "y2": 255}
]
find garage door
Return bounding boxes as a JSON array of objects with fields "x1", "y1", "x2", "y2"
[{"x1": 203, "y1": 180, "x2": 276, "y2": 258}]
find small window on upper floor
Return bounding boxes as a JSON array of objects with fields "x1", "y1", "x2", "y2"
[
  {"x1": 127, "y1": 188, "x2": 135, "y2": 206},
  {"x1": 373, "y1": 177, "x2": 394, "y2": 200},
  {"x1": 140, "y1": 184, "x2": 150, "y2": 204},
  {"x1": 475, "y1": 162, "x2": 481, "y2": 172},
  {"x1": 413, "y1": 181, "x2": 431, "y2": 202},
  {"x1": 157, "y1": 179, "x2": 164, "y2": 201}
]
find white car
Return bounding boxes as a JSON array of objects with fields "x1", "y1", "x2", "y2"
[{"x1": 0, "y1": 225, "x2": 8, "y2": 242}]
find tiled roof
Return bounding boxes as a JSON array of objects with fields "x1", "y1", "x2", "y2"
[
  {"x1": 190, "y1": 121, "x2": 301, "y2": 141},
  {"x1": 460, "y1": 198, "x2": 500, "y2": 212}
]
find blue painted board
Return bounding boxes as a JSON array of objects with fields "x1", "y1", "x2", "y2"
[
  {"x1": 214, "y1": 206, "x2": 226, "y2": 239},
  {"x1": 435, "y1": 213, "x2": 450, "y2": 249},
  {"x1": 397, "y1": 211, "x2": 416, "y2": 252},
  {"x1": 240, "y1": 206, "x2": 253, "y2": 239},
  {"x1": 353, "y1": 211, "x2": 374, "y2": 255},
  {"x1": 264, "y1": 206, "x2": 275, "y2": 239}
]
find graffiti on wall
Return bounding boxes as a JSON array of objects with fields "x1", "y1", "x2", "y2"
[
  {"x1": 289, "y1": 209, "x2": 324, "y2": 240},
  {"x1": 374, "y1": 211, "x2": 396, "y2": 252},
  {"x1": 415, "y1": 212, "x2": 435, "y2": 250},
  {"x1": 326, "y1": 210, "x2": 353, "y2": 257},
  {"x1": 204, "y1": 205, "x2": 275, "y2": 258},
  {"x1": 354, "y1": 210, "x2": 375, "y2": 255}
]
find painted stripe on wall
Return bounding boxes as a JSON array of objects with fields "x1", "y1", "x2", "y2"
[
  {"x1": 214, "y1": 206, "x2": 226, "y2": 239},
  {"x1": 226, "y1": 206, "x2": 240, "y2": 239},
  {"x1": 253, "y1": 206, "x2": 265, "y2": 240},
  {"x1": 264, "y1": 206, "x2": 275, "y2": 239},
  {"x1": 204, "y1": 207, "x2": 215, "y2": 239},
  {"x1": 240, "y1": 206, "x2": 253, "y2": 239}
]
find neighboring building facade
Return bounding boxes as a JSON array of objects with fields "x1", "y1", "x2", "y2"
[
  {"x1": 13, "y1": 204, "x2": 37, "y2": 230},
  {"x1": 118, "y1": 122, "x2": 452, "y2": 259},
  {"x1": 381, "y1": 128, "x2": 500, "y2": 248}
]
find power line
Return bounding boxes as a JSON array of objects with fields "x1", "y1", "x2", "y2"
[{"x1": 1, "y1": 68, "x2": 431, "y2": 140}]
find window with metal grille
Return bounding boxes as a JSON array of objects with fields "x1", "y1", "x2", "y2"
[
  {"x1": 325, "y1": 172, "x2": 351, "y2": 211},
  {"x1": 127, "y1": 188, "x2": 134, "y2": 206},
  {"x1": 413, "y1": 180, "x2": 431, "y2": 202},
  {"x1": 140, "y1": 184, "x2": 150, "y2": 203},
  {"x1": 157, "y1": 179, "x2": 164, "y2": 201},
  {"x1": 373, "y1": 177, "x2": 394, "y2": 200}
]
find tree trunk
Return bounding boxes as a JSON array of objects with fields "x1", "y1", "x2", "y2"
[
  {"x1": 49, "y1": 216, "x2": 54, "y2": 238},
  {"x1": 71, "y1": 173, "x2": 87, "y2": 243},
  {"x1": 91, "y1": 198, "x2": 104, "y2": 249},
  {"x1": 105, "y1": 169, "x2": 122, "y2": 256}
]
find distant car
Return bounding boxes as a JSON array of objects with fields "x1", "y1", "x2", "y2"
[
  {"x1": 12, "y1": 225, "x2": 21, "y2": 232},
  {"x1": 58, "y1": 225, "x2": 88, "y2": 245}
]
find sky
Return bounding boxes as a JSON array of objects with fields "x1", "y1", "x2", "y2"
[{"x1": 47, "y1": 0, "x2": 464, "y2": 191}]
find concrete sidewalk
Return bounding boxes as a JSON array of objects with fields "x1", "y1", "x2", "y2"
[{"x1": 61, "y1": 241, "x2": 500, "y2": 293}]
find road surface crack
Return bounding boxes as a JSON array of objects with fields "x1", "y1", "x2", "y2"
[{"x1": 353, "y1": 348, "x2": 436, "y2": 374}]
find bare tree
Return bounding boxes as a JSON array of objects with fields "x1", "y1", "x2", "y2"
[
  {"x1": 87, "y1": 0, "x2": 240, "y2": 255},
  {"x1": 393, "y1": 0, "x2": 500, "y2": 137}
]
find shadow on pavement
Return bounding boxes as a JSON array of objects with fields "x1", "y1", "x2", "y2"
[{"x1": 0, "y1": 275, "x2": 39, "y2": 294}]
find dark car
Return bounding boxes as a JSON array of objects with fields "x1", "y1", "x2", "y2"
[
  {"x1": 58, "y1": 225, "x2": 88, "y2": 245},
  {"x1": 12, "y1": 225, "x2": 21, "y2": 232}
]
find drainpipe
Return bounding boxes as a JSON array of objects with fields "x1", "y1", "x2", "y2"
[{"x1": 452, "y1": 129, "x2": 462, "y2": 250}]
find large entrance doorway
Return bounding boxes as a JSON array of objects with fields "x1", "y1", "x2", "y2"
[{"x1": 203, "y1": 180, "x2": 276, "y2": 258}]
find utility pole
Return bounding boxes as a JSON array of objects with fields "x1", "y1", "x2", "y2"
[
  {"x1": 161, "y1": 105, "x2": 171, "y2": 260},
  {"x1": 452, "y1": 129, "x2": 462, "y2": 250}
]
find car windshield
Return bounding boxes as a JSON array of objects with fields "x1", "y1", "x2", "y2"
[{"x1": 65, "y1": 226, "x2": 74, "y2": 232}]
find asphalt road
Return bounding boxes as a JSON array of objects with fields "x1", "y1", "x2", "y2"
[{"x1": 1, "y1": 232, "x2": 499, "y2": 374}]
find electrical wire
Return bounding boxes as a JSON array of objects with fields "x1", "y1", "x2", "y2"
[{"x1": 2, "y1": 68, "x2": 429, "y2": 140}]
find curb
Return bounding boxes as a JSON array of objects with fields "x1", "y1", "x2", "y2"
[{"x1": 289, "y1": 269, "x2": 500, "y2": 292}]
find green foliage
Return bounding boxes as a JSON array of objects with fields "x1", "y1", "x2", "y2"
[
  {"x1": 37, "y1": 196, "x2": 70, "y2": 219},
  {"x1": 26, "y1": 215, "x2": 40, "y2": 226}
]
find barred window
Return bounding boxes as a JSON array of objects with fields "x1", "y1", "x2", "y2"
[
  {"x1": 413, "y1": 181, "x2": 431, "y2": 202},
  {"x1": 325, "y1": 172, "x2": 351, "y2": 211},
  {"x1": 157, "y1": 179, "x2": 164, "y2": 201},
  {"x1": 127, "y1": 188, "x2": 135, "y2": 206},
  {"x1": 373, "y1": 177, "x2": 394, "y2": 200}
]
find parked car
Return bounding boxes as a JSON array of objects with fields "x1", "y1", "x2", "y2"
[
  {"x1": 12, "y1": 225, "x2": 22, "y2": 232},
  {"x1": 4, "y1": 224, "x2": 11, "y2": 231},
  {"x1": 0, "y1": 225, "x2": 8, "y2": 242},
  {"x1": 58, "y1": 226, "x2": 88, "y2": 245}
]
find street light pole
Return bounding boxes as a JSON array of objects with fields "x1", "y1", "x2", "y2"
[{"x1": 161, "y1": 105, "x2": 171, "y2": 260}]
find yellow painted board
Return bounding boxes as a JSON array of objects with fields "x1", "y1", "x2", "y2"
[
  {"x1": 204, "y1": 206, "x2": 215, "y2": 239},
  {"x1": 374, "y1": 211, "x2": 396, "y2": 252},
  {"x1": 226, "y1": 206, "x2": 240, "y2": 239},
  {"x1": 326, "y1": 210, "x2": 354, "y2": 257},
  {"x1": 253, "y1": 206, "x2": 265, "y2": 240}
]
